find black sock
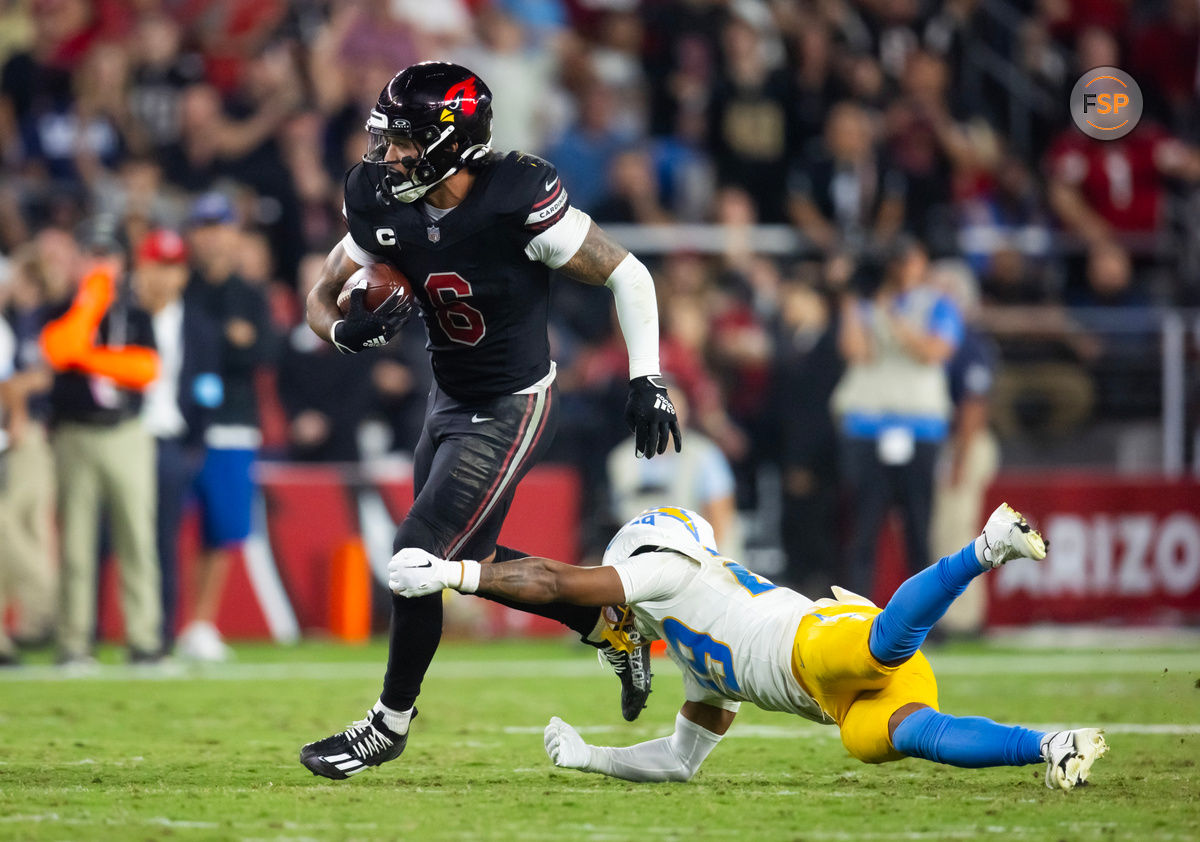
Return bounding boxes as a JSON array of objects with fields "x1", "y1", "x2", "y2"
[
  {"x1": 380, "y1": 515, "x2": 445, "y2": 710},
  {"x1": 482, "y1": 545, "x2": 603, "y2": 641},
  {"x1": 379, "y1": 591, "x2": 442, "y2": 710}
]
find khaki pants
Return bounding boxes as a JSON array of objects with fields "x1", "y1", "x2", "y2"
[
  {"x1": 930, "y1": 430, "x2": 999, "y2": 634},
  {"x1": 990, "y1": 363, "x2": 1094, "y2": 438},
  {"x1": 0, "y1": 424, "x2": 58, "y2": 653},
  {"x1": 53, "y1": 418, "x2": 160, "y2": 657}
]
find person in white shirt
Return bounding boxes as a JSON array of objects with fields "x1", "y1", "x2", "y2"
[
  {"x1": 134, "y1": 229, "x2": 223, "y2": 657},
  {"x1": 389, "y1": 504, "x2": 1109, "y2": 792}
]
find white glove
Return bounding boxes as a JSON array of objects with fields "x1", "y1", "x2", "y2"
[
  {"x1": 544, "y1": 716, "x2": 592, "y2": 771},
  {"x1": 388, "y1": 548, "x2": 480, "y2": 597}
]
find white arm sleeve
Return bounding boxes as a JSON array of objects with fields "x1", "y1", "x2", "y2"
[
  {"x1": 524, "y1": 206, "x2": 592, "y2": 269},
  {"x1": 339, "y1": 232, "x2": 376, "y2": 266},
  {"x1": 583, "y1": 713, "x2": 723, "y2": 782},
  {"x1": 605, "y1": 253, "x2": 661, "y2": 380},
  {"x1": 610, "y1": 550, "x2": 697, "y2": 603}
]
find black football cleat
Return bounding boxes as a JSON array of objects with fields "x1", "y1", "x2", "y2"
[
  {"x1": 300, "y1": 707, "x2": 416, "y2": 779},
  {"x1": 600, "y1": 640, "x2": 652, "y2": 722}
]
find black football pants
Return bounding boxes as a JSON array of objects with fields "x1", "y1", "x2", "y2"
[{"x1": 380, "y1": 378, "x2": 600, "y2": 710}]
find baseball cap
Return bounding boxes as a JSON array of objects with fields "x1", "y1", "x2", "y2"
[
  {"x1": 188, "y1": 192, "x2": 236, "y2": 226},
  {"x1": 137, "y1": 229, "x2": 188, "y2": 264}
]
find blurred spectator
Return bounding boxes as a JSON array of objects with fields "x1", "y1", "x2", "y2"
[
  {"x1": 1130, "y1": 0, "x2": 1200, "y2": 136},
  {"x1": 308, "y1": 1, "x2": 417, "y2": 120},
  {"x1": 178, "y1": 192, "x2": 276, "y2": 662},
  {"x1": 276, "y1": 254, "x2": 371, "y2": 462},
  {"x1": 176, "y1": 0, "x2": 287, "y2": 95},
  {"x1": 1041, "y1": 0, "x2": 1130, "y2": 48},
  {"x1": 782, "y1": 16, "x2": 847, "y2": 147},
  {"x1": 1067, "y1": 242, "x2": 1159, "y2": 422},
  {"x1": 607, "y1": 386, "x2": 742, "y2": 559},
  {"x1": 133, "y1": 228, "x2": 222, "y2": 651},
  {"x1": 709, "y1": 192, "x2": 776, "y2": 502},
  {"x1": 89, "y1": 155, "x2": 186, "y2": 239},
  {"x1": 928, "y1": 259, "x2": 998, "y2": 636},
  {"x1": 14, "y1": 40, "x2": 129, "y2": 195},
  {"x1": 707, "y1": 12, "x2": 792, "y2": 222},
  {"x1": 981, "y1": 255, "x2": 1099, "y2": 439},
  {"x1": 832, "y1": 238, "x2": 962, "y2": 597},
  {"x1": 592, "y1": 147, "x2": 674, "y2": 225},
  {"x1": 126, "y1": 13, "x2": 205, "y2": 156},
  {"x1": 641, "y1": 0, "x2": 723, "y2": 140},
  {"x1": 543, "y1": 80, "x2": 635, "y2": 212},
  {"x1": 957, "y1": 151, "x2": 1052, "y2": 280},
  {"x1": 0, "y1": 247, "x2": 57, "y2": 660},
  {"x1": 0, "y1": 0, "x2": 94, "y2": 144},
  {"x1": 454, "y1": 7, "x2": 562, "y2": 154},
  {"x1": 279, "y1": 110, "x2": 342, "y2": 253},
  {"x1": 39, "y1": 220, "x2": 161, "y2": 665},
  {"x1": 769, "y1": 270, "x2": 843, "y2": 592},
  {"x1": 883, "y1": 50, "x2": 973, "y2": 255},
  {"x1": 788, "y1": 100, "x2": 906, "y2": 256},
  {"x1": 1046, "y1": 120, "x2": 1200, "y2": 254}
]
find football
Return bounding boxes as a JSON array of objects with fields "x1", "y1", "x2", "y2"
[{"x1": 337, "y1": 263, "x2": 410, "y2": 314}]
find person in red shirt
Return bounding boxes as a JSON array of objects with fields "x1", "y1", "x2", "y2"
[{"x1": 1046, "y1": 124, "x2": 1200, "y2": 247}]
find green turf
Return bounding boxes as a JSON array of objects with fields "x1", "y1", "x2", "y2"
[{"x1": 1, "y1": 638, "x2": 1197, "y2": 842}]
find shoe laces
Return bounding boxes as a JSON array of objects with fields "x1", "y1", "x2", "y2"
[
  {"x1": 599, "y1": 645, "x2": 628, "y2": 674},
  {"x1": 343, "y1": 716, "x2": 394, "y2": 759}
]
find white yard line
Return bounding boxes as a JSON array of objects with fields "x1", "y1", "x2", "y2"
[
  {"x1": 502, "y1": 722, "x2": 1200, "y2": 738},
  {"x1": 0, "y1": 651, "x2": 1196, "y2": 683}
]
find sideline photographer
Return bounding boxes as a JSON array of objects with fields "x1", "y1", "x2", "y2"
[{"x1": 832, "y1": 238, "x2": 963, "y2": 597}]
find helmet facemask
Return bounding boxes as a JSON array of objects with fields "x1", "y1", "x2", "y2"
[{"x1": 363, "y1": 111, "x2": 490, "y2": 204}]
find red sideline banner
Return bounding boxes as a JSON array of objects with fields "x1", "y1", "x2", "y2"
[
  {"x1": 100, "y1": 462, "x2": 581, "y2": 641},
  {"x1": 983, "y1": 475, "x2": 1200, "y2": 626}
]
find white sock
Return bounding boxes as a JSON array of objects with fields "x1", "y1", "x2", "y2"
[
  {"x1": 1039, "y1": 731, "x2": 1064, "y2": 761},
  {"x1": 373, "y1": 700, "x2": 413, "y2": 735}
]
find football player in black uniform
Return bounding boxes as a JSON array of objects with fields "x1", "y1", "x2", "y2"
[{"x1": 300, "y1": 62, "x2": 682, "y2": 779}]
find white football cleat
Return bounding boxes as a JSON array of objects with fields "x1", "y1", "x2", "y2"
[
  {"x1": 176, "y1": 621, "x2": 233, "y2": 662},
  {"x1": 1042, "y1": 728, "x2": 1108, "y2": 791},
  {"x1": 979, "y1": 503, "x2": 1047, "y2": 568}
]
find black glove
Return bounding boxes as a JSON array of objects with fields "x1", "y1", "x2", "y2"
[
  {"x1": 624, "y1": 375, "x2": 682, "y2": 458},
  {"x1": 330, "y1": 287, "x2": 411, "y2": 354}
]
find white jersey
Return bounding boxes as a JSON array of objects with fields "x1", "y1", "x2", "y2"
[{"x1": 602, "y1": 507, "x2": 832, "y2": 724}]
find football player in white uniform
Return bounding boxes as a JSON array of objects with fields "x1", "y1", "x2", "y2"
[{"x1": 388, "y1": 503, "x2": 1108, "y2": 791}]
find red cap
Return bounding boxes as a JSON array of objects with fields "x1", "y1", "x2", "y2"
[{"x1": 137, "y1": 229, "x2": 188, "y2": 265}]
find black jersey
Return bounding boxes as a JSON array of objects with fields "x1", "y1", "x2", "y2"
[{"x1": 343, "y1": 151, "x2": 572, "y2": 402}]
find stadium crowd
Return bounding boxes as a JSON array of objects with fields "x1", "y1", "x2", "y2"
[{"x1": 0, "y1": 0, "x2": 1197, "y2": 662}]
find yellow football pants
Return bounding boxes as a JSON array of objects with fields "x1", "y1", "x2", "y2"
[{"x1": 792, "y1": 604, "x2": 939, "y2": 763}]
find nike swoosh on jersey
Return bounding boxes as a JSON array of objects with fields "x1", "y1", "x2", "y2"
[
  {"x1": 544, "y1": 176, "x2": 558, "y2": 191},
  {"x1": 471, "y1": 414, "x2": 494, "y2": 423}
]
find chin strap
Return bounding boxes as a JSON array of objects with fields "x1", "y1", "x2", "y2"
[{"x1": 382, "y1": 138, "x2": 492, "y2": 204}]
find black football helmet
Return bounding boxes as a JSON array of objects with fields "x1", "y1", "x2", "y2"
[{"x1": 363, "y1": 61, "x2": 493, "y2": 203}]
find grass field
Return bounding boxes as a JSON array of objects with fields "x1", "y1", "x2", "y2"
[{"x1": 1, "y1": 638, "x2": 1198, "y2": 842}]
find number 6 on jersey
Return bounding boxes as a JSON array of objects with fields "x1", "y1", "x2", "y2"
[{"x1": 425, "y1": 272, "x2": 486, "y2": 346}]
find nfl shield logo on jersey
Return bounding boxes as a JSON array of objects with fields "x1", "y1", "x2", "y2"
[{"x1": 426, "y1": 225, "x2": 441, "y2": 243}]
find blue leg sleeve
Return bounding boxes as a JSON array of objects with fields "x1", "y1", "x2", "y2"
[
  {"x1": 891, "y1": 706, "x2": 1045, "y2": 768},
  {"x1": 868, "y1": 544, "x2": 985, "y2": 664}
]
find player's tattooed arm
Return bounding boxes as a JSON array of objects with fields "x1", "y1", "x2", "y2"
[
  {"x1": 557, "y1": 221, "x2": 630, "y2": 286},
  {"x1": 478, "y1": 557, "x2": 627, "y2": 606},
  {"x1": 306, "y1": 242, "x2": 362, "y2": 343}
]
